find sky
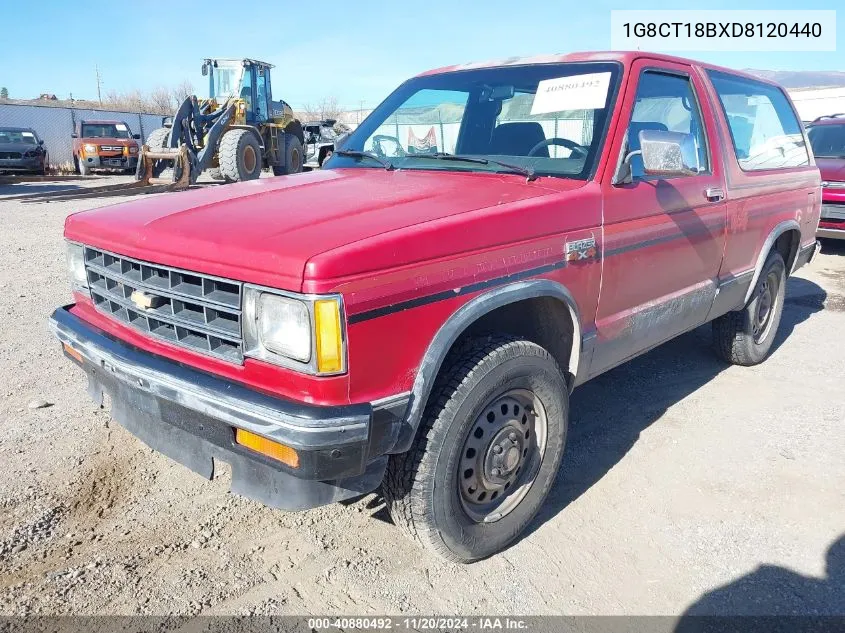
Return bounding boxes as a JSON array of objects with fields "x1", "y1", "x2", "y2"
[{"x1": 2, "y1": 0, "x2": 842, "y2": 111}]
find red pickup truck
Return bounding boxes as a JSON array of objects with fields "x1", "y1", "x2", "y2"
[{"x1": 51, "y1": 51, "x2": 820, "y2": 562}]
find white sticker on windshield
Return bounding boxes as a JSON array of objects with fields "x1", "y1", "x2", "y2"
[
  {"x1": 21, "y1": 132, "x2": 35, "y2": 137},
  {"x1": 530, "y1": 72, "x2": 611, "y2": 115},
  {"x1": 115, "y1": 123, "x2": 128, "y2": 131}
]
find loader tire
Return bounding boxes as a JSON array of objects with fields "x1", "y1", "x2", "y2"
[
  {"x1": 139, "y1": 127, "x2": 171, "y2": 180},
  {"x1": 272, "y1": 135, "x2": 303, "y2": 176},
  {"x1": 208, "y1": 167, "x2": 225, "y2": 181},
  {"x1": 219, "y1": 129, "x2": 262, "y2": 182}
]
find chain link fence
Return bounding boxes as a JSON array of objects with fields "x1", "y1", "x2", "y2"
[{"x1": 0, "y1": 103, "x2": 165, "y2": 168}]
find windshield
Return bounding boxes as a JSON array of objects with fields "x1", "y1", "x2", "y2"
[
  {"x1": 211, "y1": 63, "x2": 244, "y2": 100},
  {"x1": 333, "y1": 62, "x2": 621, "y2": 180},
  {"x1": 808, "y1": 123, "x2": 845, "y2": 158},
  {"x1": 81, "y1": 123, "x2": 130, "y2": 139},
  {"x1": 0, "y1": 130, "x2": 37, "y2": 145}
]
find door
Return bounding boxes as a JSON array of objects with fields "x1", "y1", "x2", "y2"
[{"x1": 590, "y1": 61, "x2": 727, "y2": 377}]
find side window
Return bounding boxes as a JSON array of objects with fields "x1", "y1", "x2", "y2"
[
  {"x1": 628, "y1": 71, "x2": 709, "y2": 179},
  {"x1": 255, "y1": 71, "x2": 268, "y2": 121},
  {"x1": 707, "y1": 70, "x2": 809, "y2": 171}
]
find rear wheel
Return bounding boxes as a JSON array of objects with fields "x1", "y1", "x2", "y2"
[
  {"x1": 219, "y1": 129, "x2": 263, "y2": 182},
  {"x1": 712, "y1": 251, "x2": 786, "y2": 365},
  {"x1": 383, "y1": 335, "x2": 568, "y2": 563},
  {"x1": 272, "y1": 134, "x2": 303, "y2": 176}
]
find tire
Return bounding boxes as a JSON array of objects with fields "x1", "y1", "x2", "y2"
[
  {"x1": 712, "y1": 251, "x2": 786, "y2": 366},
  {"x1": 219, "y1": 129, "x2": 262, "y2": 182},
  {"x1": 383, "y1": 335, "x2": 569, "y2": 563},
  {"x1": 140, "y1": 127, "x2": 171, "y2": 180},
  {"x1": 208, "y1": 167, "x2": 225, "y2": 181},
  {"x1": 272, "y1": 135, "x2": 303, "y2": 176},
  {"x1": 78, "y1": 157, "x2": 90, "y2": 176}
]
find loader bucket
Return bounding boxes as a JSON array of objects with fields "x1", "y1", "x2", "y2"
[{"x1": 137, "y1": 143, "x2": 193, "y2": 189}]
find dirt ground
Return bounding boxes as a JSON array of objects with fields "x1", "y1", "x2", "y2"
[{"x1": 0, "y1": 174, "x2": 843, "y2": 617}]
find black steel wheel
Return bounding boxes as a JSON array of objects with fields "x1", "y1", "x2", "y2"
[
  {"x1": 383, "y1": 335, "x2": 568, "y2": 563},
  {"x1": 713, "y1": 251, "x2": 786, "y2": 365}
]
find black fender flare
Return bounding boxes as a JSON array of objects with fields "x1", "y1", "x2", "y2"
[
  {"x1": 744, "y1": 220, "x2": 800, "y2": 304},
  {"x1": 390, "y1": 279, "x2": 582, "y2": 453}
]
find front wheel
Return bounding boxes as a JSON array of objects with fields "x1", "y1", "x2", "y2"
[
  {"x1": 219, "y1": 129, "x2": 263, "y2": 182},
  {"x1": 77, "y1": 157, "x2": 90, "y2": 176},
  {"x1": 383, "y1": 335, "x2": 568, "y2": 563},
  {"x1": 712, "y1": 251, "x2": 786, "y2": 365}
]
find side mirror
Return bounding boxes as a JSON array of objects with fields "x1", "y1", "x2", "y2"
[
  {"x1": 38, "y1": 140, "x2": 44, "y2": 146},
  {"x1": 638, "y1": 129, "x2": 700, "y2": 178},
  {"x1": 132, "y1": 134, "x2": 141, "y2": 139},
  {"x1": 71, "y1": 133, "x2": 78, "y2": 138}
]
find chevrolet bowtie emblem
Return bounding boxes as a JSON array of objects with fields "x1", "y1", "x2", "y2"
[{"x1": 130, "y1": 291, "x2": 164, "y2": 310}]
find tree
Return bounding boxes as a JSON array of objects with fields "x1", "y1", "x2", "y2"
[
  {"x1": 299, "y1": 96, "x2": 342, "y2": 122},
  {"x1": 0, "y1": 87, "x2": 8, "y2": 100}
]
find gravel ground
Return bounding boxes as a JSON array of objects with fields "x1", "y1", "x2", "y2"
[{"x1": 0, "y1": 174, "x2": 843, "y2": 617}]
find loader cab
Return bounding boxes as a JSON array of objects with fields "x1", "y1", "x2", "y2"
[{"x1": 203, "y1": 58, "x2": 274, "y2": 124}]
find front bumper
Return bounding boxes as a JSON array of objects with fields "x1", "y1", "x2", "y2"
[
  {"x1": 819, "y1": 204, "x2": 845, "y2": 240},
  {"x1": 82, "y1": 155, "x2": 138, "y2": 170},
  {"x1": 49, "y1": 306, "x2": 407, "y2": 510},
  {"x1": 0, "y1": 157, "x2": 44, "y2": 171}
]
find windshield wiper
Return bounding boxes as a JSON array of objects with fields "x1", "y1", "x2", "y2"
[
  {"x1": 403, "y1": 152, "x2": 537, "y2": 181},
  {"x1": 335, "y1": 149, "x2": 394, "y2": 170}
]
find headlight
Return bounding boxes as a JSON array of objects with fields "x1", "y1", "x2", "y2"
[
  {"x1": 242, "y1": 286, "x2": 346, "y2": 375},
  {"x1": 66, "y1": 242, "x2": 88, "y2": 291},
  {"x1": 257, "y1": 294, "x2": 311, "y2": 361},
  {"x1": 83, "y1": 143, "x2": 98, "y2": 154}
]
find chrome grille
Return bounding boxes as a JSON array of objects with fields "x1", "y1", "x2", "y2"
[
  {"x1": 84, "y1": 246, "x2": 243, "y2": 362},
  {"x1": 99, "y1": 145, "x2": 123, "y2": 152}
]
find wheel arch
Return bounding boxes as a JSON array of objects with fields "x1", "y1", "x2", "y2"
[
  {"x1": 744, "y1": 220, "x2": 801, "y2": 304},
  {"x1": 392, "y1": 279, "x2": 582, "y2": 454}
]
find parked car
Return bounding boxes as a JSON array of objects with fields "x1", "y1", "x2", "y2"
[
  {"x1": 50, "y1": 51, "x2": 820, "y2": 562},
  {"x1": 72, "y1": 120, "x2": 141, "y2": 175},
  {"x1": 806, "y1": 114, "x2": 845, "y2": 240},
  {"x1": 302, "y1": 119, "x2": 338, "y2": 169},
  {"x1": 0, "y1": 127, "x2": 48, "y2": 174}
]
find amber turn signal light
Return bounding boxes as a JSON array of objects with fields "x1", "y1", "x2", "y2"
[
  {"x1": 62, "y1": 342, "x2": 83, "y2": 364},
  {"x1": 314, "y1": 299, "x2": 343, "y2": 374},
  {"x1": 235, "y1": 428, "x2": 299, "y2": 468}
]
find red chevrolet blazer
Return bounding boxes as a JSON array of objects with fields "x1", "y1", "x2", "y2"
[{"x1": 51, "y1": 51, "x2": 821, "y2": 562}]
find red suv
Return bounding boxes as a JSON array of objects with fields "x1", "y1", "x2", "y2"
[
  {"x1": 807, "y1": 114, "x2": 845, "y2": 240},
  {"x1": 51, "y1": 52, "x2": 820, "y2": 562}
]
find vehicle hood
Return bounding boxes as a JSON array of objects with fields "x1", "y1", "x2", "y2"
[
  {"x1": 0, "y1": 142, "x2": 40, "y2": 153},
  {"x1": 817, "y1": 157, "x2": 845, "y2": 182},
  {"x1": 65, "y1": 168, "x2": 574, "y2": 289}
]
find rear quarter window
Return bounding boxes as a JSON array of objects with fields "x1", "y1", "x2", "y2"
[{"x1": 707, "y1": 70, "x2": 809, "y2": 171}]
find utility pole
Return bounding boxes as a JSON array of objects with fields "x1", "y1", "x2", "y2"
[{"x1": 95, "y1": 65, "x2": 103, "y2": 105}]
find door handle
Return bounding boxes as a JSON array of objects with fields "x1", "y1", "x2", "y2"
[{"x1": 705, "y1": 187, "x2": 725, "y2": 202}]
